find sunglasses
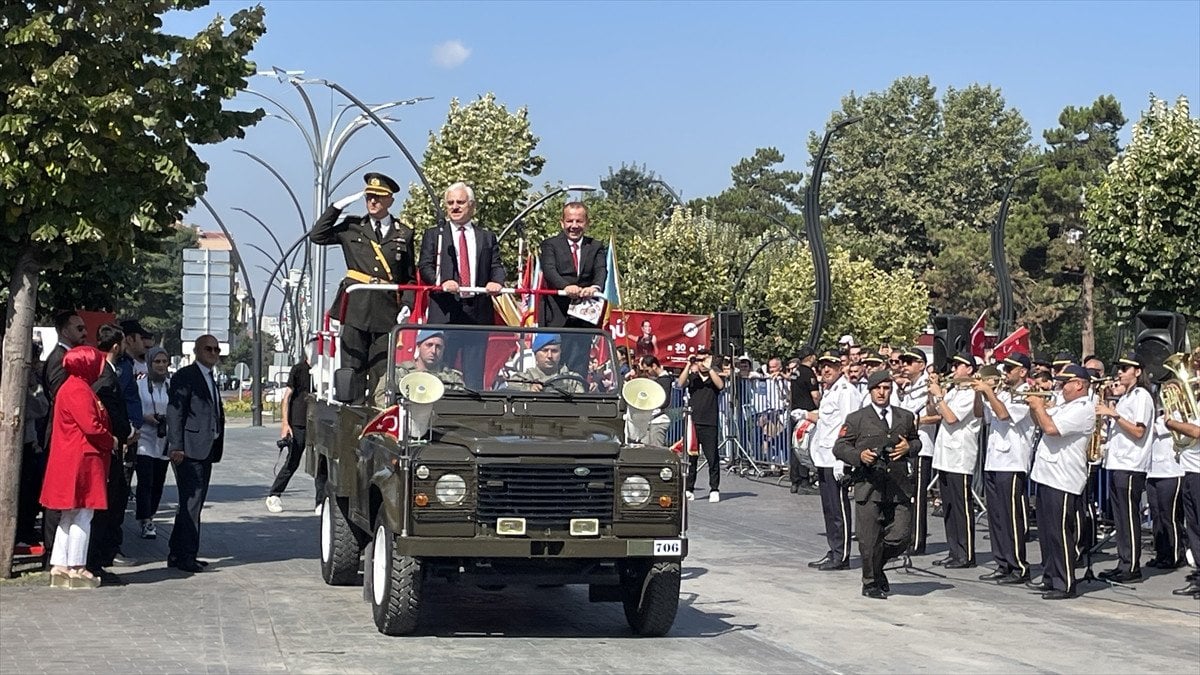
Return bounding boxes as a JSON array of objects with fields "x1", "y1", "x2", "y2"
[{"x1": 888, "y1": 359, "x2": 901, "y2": 365}]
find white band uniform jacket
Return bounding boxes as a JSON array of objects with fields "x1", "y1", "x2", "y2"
[
  {"x1": 932, "y1": 387, "x2": 981, "y2": 475},
  {"x1": 893, "y1": 374, "x2": 937, "y2": 458},
  {"x1": 1148, "y1": 417, "x2": 1185, "y2": 479},
  {"x1": 811, "y1": 375, "x2": 861, "y2": 468},
  {"x1": 1174, "y1": 415, "x2": 1200, "y2": 475},
  {"x1": 1102, "y1": 387, "x2": 1155, "y2": 473},
  {"x1": 1029, "y1": 396, "x2": 1095, "y2": 495},
  {"x1": 983, "y1": 387, "x2": 1034, "y2": 473}
]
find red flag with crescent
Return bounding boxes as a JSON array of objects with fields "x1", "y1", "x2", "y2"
[{"x1": 360, "y1": 405, "x2": 401, "y2": 440}]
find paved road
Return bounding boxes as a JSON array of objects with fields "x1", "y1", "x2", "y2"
[{"x1": 2, "y1": 421, "x2": 1197, "y2": 673}]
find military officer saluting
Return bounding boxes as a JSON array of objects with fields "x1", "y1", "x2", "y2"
[
  {"x1": 311, "y1": 173, "x2": 417, "y2": 402},
  {"x1": 375, "y1": 329, "x2": 464, "y2": 407}
]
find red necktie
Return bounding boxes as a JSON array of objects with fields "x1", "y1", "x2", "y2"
[
  {"x1": 570, "y1": 241, "x2": 580, "y2": 275},
  {"x1": 457, "y1": 226, "x2": 471, "y2": 286}
]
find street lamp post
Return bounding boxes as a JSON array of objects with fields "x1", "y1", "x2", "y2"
[
  {"x1": 804, "y1": 116, "x2": 861, "y2": 349},
  {"x1": 992, "y1": 165, "x2": 1042, "y2": 338},
  {"x1": 648, "y1": 178, "x2": 684, "y2": 217}
]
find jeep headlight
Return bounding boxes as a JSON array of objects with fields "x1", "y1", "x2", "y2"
[
  {"x1": 621, "y1": 476, "x2": 651, "y2": 506},
  {"x1": 434, "y1": 473, "x2": 467, "y2": 505}
]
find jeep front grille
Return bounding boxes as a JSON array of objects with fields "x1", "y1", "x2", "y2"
[{"x1": 476, "y1": 464, "x2": 614, "y2": 528}]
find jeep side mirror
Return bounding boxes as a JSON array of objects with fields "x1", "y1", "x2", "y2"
[{"x1": 333, "y1": 367, "x2": 356, "y2": 404}]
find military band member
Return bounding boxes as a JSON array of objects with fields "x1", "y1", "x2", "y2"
[
  {"x1": 833, "y1": 370, "x2": 921, "y2": 599},
  {"x1": 1146, "y1": 408, "x2": 1185, "y2": 570},
  {"x1": 1096, "y1": 351, "x2": 1154, "y2": 582},
  {"x1": 311, "y1": 173, "x2": 417, "y2": 403},
  {"x1": 1164, "y1": 414, "x2": 1200, "y2": 598},
  {"x1": 928, "y1": 352, "x2": 981, "y2": 568},
  {"x1": 803, "y1": 351, "x2": 861, "y2": 571},
  {"x1": 1027, "y1": 364, "x2": 1096, "y2": 600},
  {"x1": 862, "y1": 352, "x2": 886, "y2": 377},
  {"x1": 512, "y1": 333, "x2": 584, "y2": 394},
  {"x1": 893, "y1": 347, "x2": 938, "y2": 555},
  {"x1": 375, "y1": 329, "x2": 464, "y2": 407},
  {"x1": 974, "y1": 352, "x2": 1034, "y2": 584}
]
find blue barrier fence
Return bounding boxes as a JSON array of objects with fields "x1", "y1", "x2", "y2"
[{"x1": 664, "y1": 376, "x2": 794, "y2": 473}]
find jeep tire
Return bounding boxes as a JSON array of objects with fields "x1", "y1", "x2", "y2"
[
  {"x1": 320, "y1": 491, "x2": 361, "y2": 586},
  {"x1": 369, "y1": 519, "x2": 423, "y2": 636},
  {"x1": 620, "y1": 560, "x2": 681, "y2": 637}
]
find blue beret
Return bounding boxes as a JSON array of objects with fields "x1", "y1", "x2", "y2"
[
  {"x1": 416, "y1": 329, "x2": 444, "y2": 344},
  {"x1": 531, "y1": 333, "x2": 561, "y2": 352}
]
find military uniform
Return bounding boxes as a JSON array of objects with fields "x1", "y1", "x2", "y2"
[
  {"x1": 833, "y1": 393, "x2": 921, "y2": 597},
  {"x1": 310, "y1": 173, "x2": 416, "y2": 402},
  {"x1": 931, "y1": 361, "x2": 982, "y2": 567},
  {"x1": 810, "y1": 361, "x2": 861, "y2": 569},
  {"x1": 1100, "y1": 377, "x2": 1155, "y2": 580},
  {"x1": 512, "y1": 365, "x2": 584, "y2": 393},
  {"x1": 374, "y1": 361, "x2": 465, "y2": 408}
]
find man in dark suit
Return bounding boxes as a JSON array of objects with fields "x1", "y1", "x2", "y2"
[
  {"x1": 834, "y1": 370, "x2": 921, "y2": 599},
  {"x1": 310, "y1": 172, "x2": 417, "y2": 402},
  {"x1": 43, "y1": 310, "x2": 87, "y2": 401},
  {"x1": 90, "y1": 323, "x2": 140, "y2": 574},
  {"x1": 417, "y1": 182, "x2": 505, "y2": 389},
  {"x1": 166, "y1": 334, "x2": 226, "y2": 573},
  {"x1": 538, "y1": 202, "x2": 606, "y2": 375}
]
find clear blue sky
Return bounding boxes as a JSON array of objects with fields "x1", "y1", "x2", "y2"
[{"x1": 167, "y1": 0, "x2": 1200, "y2": 311}]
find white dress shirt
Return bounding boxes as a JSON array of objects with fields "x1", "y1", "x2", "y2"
[
  {"x1": 894, "y1": 374, "x2": 937, "y2": 458},
  {"x1": 932, "y1": 387, "x2": 981, "y2": 475},
  {"x1": 373, "y1": 215, "x2": 393, "y2": 240},
  {"x1": 1148, "y1": 417, "x2": 1185, "y2": 479},
  {"x1": 811, "y1": 375, "x2": 862, "y2": 468},
  {"x1": 983, "y1": 388, "x2": 1033, "y2": 473},
  {"x1": 1178, "y1": 415, "x2": 1200, "y2": 474},
  {"x1": 451, "y1": 221, "x2": 477, "y2": 286},
  {"x1": 1030, "y1": 396, "x2": 1096, "y2": 495},
  {"x1": 1103, "y1": 386, "x2": 1155, "y2": 473}
]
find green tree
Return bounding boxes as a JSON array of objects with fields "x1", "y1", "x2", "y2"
[
  {"x1": 398, "y1": 93, "x2": 544, "y2": 240},
  {"x1": 1086, "y1": 95, "x2": 1200, "y2": 318},
  {"x1": 0, "y1": 0, "x2": 264, "y2": 576},
  {"x1": 699, "y1": 147, "x2": 804, "y2": 238}
]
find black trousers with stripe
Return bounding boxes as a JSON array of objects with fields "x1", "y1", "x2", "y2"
[
  {"x1": 938, "y1": 471, "x2": 975, "y2": 564},
  {"x1": 1108, "y1": 469, "x2": 1147, "y2": 574},
  {"x1": 984, "y1": 470, "x2": 1029, "y2": 576},
  {"x1": 910, "y1": 455, "x2": 932, "y2": 555},
  {"x1": 1146, "y1": 476, "x2": 1185, "y2": 566},
  {"x1": 1182, "y1": 472, "x2": 1200, "y2": 572},
  {"x1": 817, "y1": 466, "x2": 851, "y2": 564},
  {"x1": 1035, "y1": 483, "x2": 1079, "y2": 594}
]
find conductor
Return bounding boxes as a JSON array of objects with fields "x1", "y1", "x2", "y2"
[
  {"x1": 833, "y1": 370, "x2": 921, "y2": 599},
  {"x1": 310, "y1": 173, "x2": 417, "y2": 402}
]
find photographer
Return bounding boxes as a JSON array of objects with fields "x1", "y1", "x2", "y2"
[
  {"x1": 677, "y1": 347, "x2": 724, "y2": 502},
  {"x1": 833, "y1": 370, "x2": 921, "y2": 599},
  {"x1": 135, "y1": 346, "x2": 172, "y2": 539},
  {"x1": 266, "y1": 339, "x2": 322, "y2": 514}
]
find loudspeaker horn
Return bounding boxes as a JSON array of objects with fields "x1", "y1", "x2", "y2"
[
  {"x1": 399, "y1": 372, "x2": 445, "y2": 405},
  {"x1": 622, "y1": 378, "x2": 667, "y2": 411}
]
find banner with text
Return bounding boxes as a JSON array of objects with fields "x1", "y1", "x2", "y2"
[{"x1": 607, "y1": 310, "x2": 712, "y2": 369}]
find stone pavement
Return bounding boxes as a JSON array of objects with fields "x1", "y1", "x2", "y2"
[{"x1": 2, "y1": 421, "x2": 1197, "y2": 673}]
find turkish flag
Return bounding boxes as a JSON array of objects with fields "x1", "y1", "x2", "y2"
[
  {"x1": 969, "y1": 311, "x2": 988, "y2": 358},
  {"x1": 992, "y1": 327, "x2": 1031, "y2": 362},
  {"x1": 670, "y1": 416, "x2": 699, "y2": 456},
  {"x1": 360, "y1": 405, "x2": 401, "y2": 440}
]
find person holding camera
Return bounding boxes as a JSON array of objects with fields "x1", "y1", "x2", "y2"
[
  {"x1": 135, "y1": 346, "x2": 172, "y2": 539},
  {"x1": 833, "y1": 370, "x2": 921, "y2": 599},
  {"x1": 677, "y1": 347, "x2": 724, "y2": 502},
  {"x1": 267, "y1": 339, "x2": 323, "y2": 514}
]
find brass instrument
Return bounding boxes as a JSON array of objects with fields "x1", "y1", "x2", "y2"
[
  {"x1": 951, "y1": 367, "x2": 1002, "y2": 390},
  {"x1": 1087, "y1": 412, "x2": 1107, "y2": 464},
  {"x1": 1159, "y1": 352, "x2": 1200, "y2": 456}
]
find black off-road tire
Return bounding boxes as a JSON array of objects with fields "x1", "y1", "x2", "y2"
[
  {"x1": 620, "y1": 560, "x2": 681, "y2": 636},
  {"x1": 369, "y1": 521, "x2": 424, "y2": 636},
  {"x1": 320, "y1": 492, "x2": 361, "y2": 586}
]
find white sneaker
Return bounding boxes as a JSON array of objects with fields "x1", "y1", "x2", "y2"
[
  {"x1": 314, "y1": 504, "x2": 323, "y2": 516},
  {"x1": 709, "y1": 491, "x2": 721, "y2": 503},
  {"x1": 685, "y1": 491, "x2": 695, "y2": 501},
  {"x1": 140, "y1": 521, "x2": 156, "y2": 539},
  {"x1": 265, "y1": 495, "x2": 283, "y2": 513}
]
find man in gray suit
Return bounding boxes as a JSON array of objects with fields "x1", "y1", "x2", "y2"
[
  {"x1": 166, "y1": 334, "x2": 225, "y2": 573},
  {"x1": 834, "y1": 370, "x2": 921, "y2": 599}
]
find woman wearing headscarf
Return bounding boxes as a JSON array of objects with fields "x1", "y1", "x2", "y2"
[
  {"x1": 40, "y1": 346, "x2": 113, "y2": 589},
  {"x1": 135, "y1": 346, "x2": 172, "y2": 539}
]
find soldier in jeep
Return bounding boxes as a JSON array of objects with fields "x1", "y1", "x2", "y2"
[
  {"x1": 374, "y1": 329, "x2": 464, "y2": 406},
  {"x1": 510, "y1": 333, "x2": 585, "y2": 394}
]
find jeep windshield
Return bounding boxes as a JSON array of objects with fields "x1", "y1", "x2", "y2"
[{"x1": 385, "y1": 324, "x2": 622, "y2": 399}]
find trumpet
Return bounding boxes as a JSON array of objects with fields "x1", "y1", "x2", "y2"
[{"x1": 1159, "y1": 353, "x2": 1200, "y2": 456}]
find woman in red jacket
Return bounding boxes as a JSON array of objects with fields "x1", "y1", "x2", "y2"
[{"x1": 40, "y1": 346, "x2": 114, "y2": 589}]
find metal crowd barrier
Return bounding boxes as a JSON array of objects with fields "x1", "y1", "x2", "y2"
[{"x1": 664, "y1": 375, "x2": 794, "y2": 475}]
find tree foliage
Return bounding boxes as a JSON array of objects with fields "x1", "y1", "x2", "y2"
[
  {"x1": 398, "y1": 93, "x2": 544, "y2": 239},
  {"x1": 698, "y1": 147, "x2": 804, "y2": 238},
  {"x1": 1086, "y1": 95, "x2": 1200, "y2": 318}
]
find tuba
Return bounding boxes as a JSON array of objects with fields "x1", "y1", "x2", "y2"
[{"x1": 1158, "y1": 353, "x2": 1200, "y2": 457}]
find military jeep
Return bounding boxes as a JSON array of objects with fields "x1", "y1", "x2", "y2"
[{"x1": 306, "y1": 323, "x2": 687, "y2": 636}]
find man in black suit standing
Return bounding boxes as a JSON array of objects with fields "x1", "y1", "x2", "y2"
[
  {"x1": 166, "y1": 334, "x2": 226, "y2": 573},
  {"x1": 538, "y1": 202, "x2": 606, "y2": 376},
  {"x1": 310, "y1": 172, "x2": 417, "y2": 402},
  {"x1": 834, "y1": 370, "x2": 921, "y2": 599},
  {"x1": 417, "y1": 182, "x2": 505, "y2": 389}
]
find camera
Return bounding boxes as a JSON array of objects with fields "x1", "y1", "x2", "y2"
[
  {"x1": 276, "y1": 436, "x2": 292, "y2": 451},
  {"x1": 874, "y1": 443, "x2": 895, "y2": 465},
  {"x1": 155, "y1": 414, "x2": 168, "y2": 439}
]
